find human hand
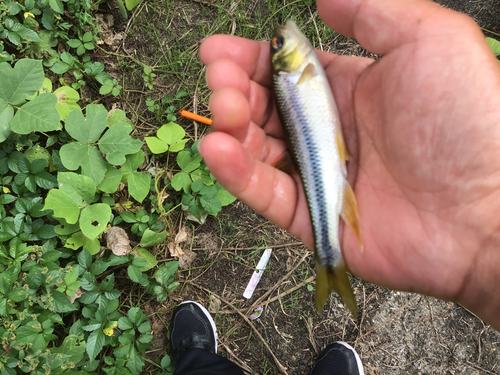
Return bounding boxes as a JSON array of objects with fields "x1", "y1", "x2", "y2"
[{"x1": 198, "y1": 0, "x2": 500, "y2": 330}]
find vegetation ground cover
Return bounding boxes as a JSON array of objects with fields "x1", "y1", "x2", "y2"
[{"x1": 0, "y1": 0, "x2": 499, "y2": 374}]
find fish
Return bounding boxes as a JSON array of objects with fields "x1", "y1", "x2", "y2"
[{"x1": 270, "y1": 20, "x2": 363, "y2": 317}]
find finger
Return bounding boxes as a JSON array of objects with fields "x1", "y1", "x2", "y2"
[
  {"x1": 206, "y1": 59, "x2": 283, "y2": 137},
  {"x1": 209, "y1": 87, "x2": 287, "y2": 165},
  {"x1": 200, "y1": 35, "x2": 272, "y2": 87},
  {"x1": 199, "y1": 132, "x2": 314, "y2": 248},
  {"x1": 317, "y1": 0, "x2": 477, "y2": 55}
]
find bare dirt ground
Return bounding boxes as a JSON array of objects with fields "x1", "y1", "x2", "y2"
[{"x1": 94, "y1": 0, "x2": 500, "y2": 373}]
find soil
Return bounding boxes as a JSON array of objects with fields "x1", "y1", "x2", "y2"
[{"x1": 92, "y1": 0, "x2": 500, "y2": 374}]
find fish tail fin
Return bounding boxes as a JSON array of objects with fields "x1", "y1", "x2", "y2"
[
  {"x1": 315, "y1": 261, "x2": 358, "y2": 318},
  {"x1": 342, "y1": 181, "x2": 364, "y2": 251}
]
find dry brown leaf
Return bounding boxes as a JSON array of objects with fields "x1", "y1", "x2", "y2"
[
  {"x1": 175, "y1": 226, "x2": 189, "y2": 244},
  {"x1": 69, "y1": 288, "x2": 84, "y2": 303},
  {"x1": 107, "y1": 227, "x2": 132, "y2": 256},
  {"x1": 167, "y1": 242, "x2": 184, "y2": 257},
  {"x1": 179, "y1": 248, "x2": 197, "y2": 269}
]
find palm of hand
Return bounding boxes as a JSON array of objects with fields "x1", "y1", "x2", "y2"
[{"x1": 199, "y1": 12, "x2": 500, "y2": 304}]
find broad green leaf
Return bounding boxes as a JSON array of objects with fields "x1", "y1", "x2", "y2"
[
  {"x1": 125, "y1": 0, "x2": 141, "y2": 10},
  {"x1": 65, "y1": 104, "x2": 108, "y2": 143},
  {"x1": 99, "y1": 122, "x2": 143, "y2": 165},
  {"x1": 44, "y1": 189, "x2": 80, "y2": 224},
  {"x1": 171, "y1": 171, "x2": 191, "y2": 192},
  {"x1": 122, "y1": 150, "x2": 145, "y2": 171},
  {"x1": 169, "y1": 138, "x2": 188, "y2": 152},
  {"x1": 127, "y1": 346, "x2": 145, "y2": 373},
  {"x1": 59, "y1": 142, "x2": 108, "y2": 185},
  {"x1": 127, "y1": 264, "x2": 143, "y2": 283},
  {"x1": 127, "y1": 172, "x2": 150, "y2": 203},
  {"x1": 84, "y1": 237, "x2": 101, "y2": 255},
  {"x1": 136, "y1": 247, "x2": 158, "y2": 271},
  {"x1": 140, "y1": 229, "x2": 167, "y2": 247},
  {"x1": 0, "y1": 59, "x2": 44, "y2": 105},
  {"x1": 108, "y1": 109, "x2": 132, "y2": 127},
  {"x1": 10, "y1": 93, "x2": 61, "y2": 134},
  {"x1": 97, "y1": 165, "x2": 123, "y2": 194},
  {"x1": 55, "y1": 221, "x2": 80, "y2": 235},
  {"x1": 51, "y1": 290, "x2": 78, "y2": 312},
  {"x1": 54, "y1": 86, "x2": 81, "y2": 120},
  {"x1": 200, "y1": 196, "x2": 222, "y2": 215},
  {"x1": 78, "y1": 248, "x2": 92, "y2": 269},
  {"x1": 79, "y1": 204, "x2": 111, "y2": 240},
  {"x1": 58, "y1": 172, "x2": 96, "y2": 206},
  {"x1": 65, "y1": 231, "x2": 85, "y2": 250},
  {"x1": 65, "y1": 266, "x2": 79, "y2": 285},
  {"x1": 145, "y1": 137, "x2": 168, "y2": 154},
  {"x1": 157, "y1": 122, "x2": 185, "y2": 145},
  {"x1": 49, "y1": 0, "x2": 64, "y2": 13},
  {"x1": 486, "y1": 37, "x2": 500, "y2": 56},
  {"x1": 87, "y1": 329, "x2": 105, "y2": 361},
  {"x1": 177, "y1": 151, "x2": 202, "y2": 173},
  {"x1": 24, "y1": 145, "x2": 51, "y2": 163},
  {"x1": 0, "y1": 99, "x2": 13, "y2": 142},
  {"x1": 118, "y1": 316, "x2": 133, "y2": 330}
]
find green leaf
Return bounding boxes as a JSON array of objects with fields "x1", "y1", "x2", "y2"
[
  {"x1": 99, "y1": 122, "x2": 143, "y2": 165},
  {"x1": 127, "y1": 173, "x2": 150, "y2": 203},
  {"x1": 49, "y1": 0, "x2": 64, "y2": 13},
  {"x1": 78, "y1": 248, "x2": 92, "y2": 269},
  {"x1": 65, "y1": 231, "x2": 85, "y2": 250},
  {"x1": 79, "y1": 204, "x2": 111, "y2": 240},
  {"x1": 50, "y1": 61, "x2": 71, "y2": 74},
  {"x1": 177, "y1": 151, "x2": 202, "y2": 173},
  {"x1": 145, "y1": 136, "x2": 168, "y2": 154},
  {"x1": 44, "y1": 189, "x2": 80, "y2": 224},
  {"x1": 87, "y1": 329, "x2": 105, "y2": 361},
  {"x1": 486, "y1": 37, "x2": 500, "y2": 56},
  {"x1": 59, "y1": 142, "x2": 108, "y2": 185},
  {"x1": 58, "y1": 172, "x2": 96, "y2": 206},
  {"x1": 0, "y1": 59, "x2": 44, "y2": 106},
  {"x1": 10, "y1": 93, "x2": 61, "y2": 134},
  {"x1": 199, "y1": 196, "x2": 221, "y2": 215},
  {"x1": 67, "y1": 39, "x2": 82, "y2": 48},
  {"x1": 157, "y1": 122, "x2": 185, "y2": 145},
  {"x1": 65, "y1": 104, "x2": 108, "y2": 143},
  {"x1": 65, "y1": 266, "x2": 79, "y2": 285},
  {"x1": 51, "y1": 290, "x2": 78, "y2": 312},
  {"x1": 171, "y1": 171, "x2": 191, "y2": 192},
  {"x1": 122, "y1": 151, "x2": 145, "y2": 171},
  {"x1": 0, "y1": 100, "x2": 13, "y2": 142},
  {"x1": 127, "y1": 264, "x2": 148, "y2": 286},
  {"x1": 97, "y1": 165, "x2": 123, "y2": 194},
  {"x1": 125, "y1": 0, "x2": 141, "y2": 10},
  {"x1": 117, "y1": 316, "x2": 133, "y2": 330},
  {"x1": 54, "y1": 86, "x2": 81, "y2": 120},
  {"x1": 140, "y1": 229, "x2": 167, "y2": 247},
  {"x1": 136, "y1": 247, "x2": 158, "y2": 271},
  {"x1": 84, "y1": 237, "x2": 101, "y2": 255}
]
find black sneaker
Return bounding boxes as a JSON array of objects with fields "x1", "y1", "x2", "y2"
[
  {"x1": 310, "y1": 342, "x2": 364, "y2": 375},
  {"x1": 170, "y1": 301, "x2": 218, "y2": 364}
]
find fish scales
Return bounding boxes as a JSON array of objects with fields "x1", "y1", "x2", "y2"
[
  {"x1": 270, "y1": 20, "x2": 362, "y2": 316},
  {"x1": 273, "y1": 68, "x2": 345, "y2": 269}
]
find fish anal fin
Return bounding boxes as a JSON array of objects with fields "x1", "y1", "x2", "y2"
[
  {"x1": 297, "y1": 63, "x2": 317, "y2": 85},
  {"x1": 342, "y1": 182, "x2": 363, "y2": 251},
  {"x1": 315, "y1": 262, "x2": 357, "y2": 318},
  {"x1": 336, "y1": 126, "x2": 349, "y2": 163},
  {"x1": 271, "y1": 150, "x2": 295, "y2": 175}
]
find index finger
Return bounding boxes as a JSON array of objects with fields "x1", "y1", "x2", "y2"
[{"x1": 199, "y1": 35, "x2": 272, "y2": 88}]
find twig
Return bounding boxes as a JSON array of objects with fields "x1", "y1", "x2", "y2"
[{"x1": 188, "y1": 281, "x2": 289, "y2": 374}]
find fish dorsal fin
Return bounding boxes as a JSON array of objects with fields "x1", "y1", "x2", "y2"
[
  {"x1": 297, "y1": 63, "x2": 317, "y2": 85},
  {"x1": 336, "y1": 125, "x2": 349, "y2": 163},
  {"x1": 271, "y1": 149, "x2": 295, "y2": 175},
  {"x1": 341, "y1": 182, "x2": 363, "y2": 251}
]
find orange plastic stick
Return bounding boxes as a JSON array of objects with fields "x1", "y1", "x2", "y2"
[{"x1": 179, "y1": 110, "x2": 212, "y2": 125}]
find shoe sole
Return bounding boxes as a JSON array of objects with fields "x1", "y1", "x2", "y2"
[
  {"x1": 179, "y1": 300, "x2": 218, "y2": 354},
  {"x1": 336, "y1": 341, "x2": 365, "y2": 375}
]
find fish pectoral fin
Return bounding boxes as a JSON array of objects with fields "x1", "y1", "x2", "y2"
[
  {"x1": 296, "y1": 63, "x2": 317, "y2": 85},
  {"x1": 341, "y1": 182, "x2": 364, "y2": 251},
  {"x1": 271, "y1": 149, "x2": 295, "y2": 175},
  {"x1": 336, "y1": 125, "x2": 349, "y2": 163},
  {"x1": 315, "y1": 262, "x2": 357, "y2": 318}
]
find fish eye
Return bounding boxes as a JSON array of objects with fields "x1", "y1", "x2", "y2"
[{"x1": 272, "y1": 36, "x2": 284, "y2": 51}]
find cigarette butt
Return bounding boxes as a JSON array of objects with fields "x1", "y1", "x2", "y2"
[
  {"x1": 179, "y1": 110, "x2": 212, "y2": 125},
  {"x1": 243, "y1": 248, "x2": 272, "y2": 299}
]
